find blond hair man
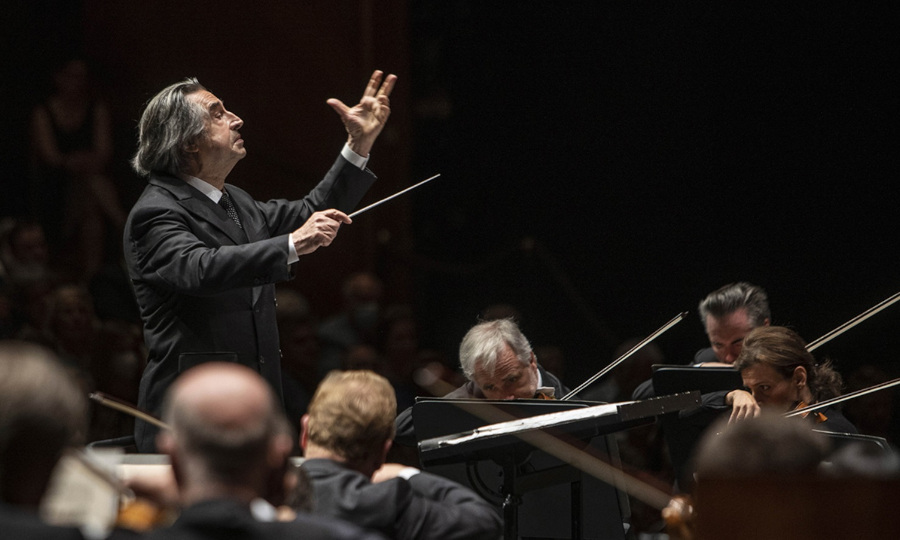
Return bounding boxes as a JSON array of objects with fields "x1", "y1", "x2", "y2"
[{"x1": 301, "y1": 370, "x2": 502, "y2": 540}]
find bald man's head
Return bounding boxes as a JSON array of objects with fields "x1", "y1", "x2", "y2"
[{"x1": 159, "y1": 363, "x2": 286, "y2": 485}]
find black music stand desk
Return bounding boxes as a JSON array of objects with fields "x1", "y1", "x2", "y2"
[{"x1": 415, "y1": 393, "x2": 699, "y2": 540}]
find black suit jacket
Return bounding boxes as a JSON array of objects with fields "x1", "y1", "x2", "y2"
[
  {"x1": 301, "y1": 459, "x2": 502, "y2": 540},
  {"x1": 141, "y1": 498, "x2": 385, "y2": 540},
  {"x1": 125, "y1": 155, "x2": 375, "y2": 451},
  {"x1": 0, "y1": 504, "x2": 84, "y2": 540}
]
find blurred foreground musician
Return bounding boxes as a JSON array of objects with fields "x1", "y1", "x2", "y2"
[
  {"x1": 144, "y1": 362, "x2": 384, "y2": 540},
  {"x1": 0, "y1": 341, "x2": 89, "y2": 539},
  {"x1": 689, "y1": 413, "x2": 898, "y2": 540}
]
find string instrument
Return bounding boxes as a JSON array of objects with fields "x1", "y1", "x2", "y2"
[
  {"x1": 88, "y1": 392, "x2": 170, "y2": 430},
  {"x1": 784, "y1": 377, "x2": 900, "y2": 420},
  {"x1": 789, "y1": 400, "x2": 828, "y2": 424},
  {"x1": 663, "y1": 291, "x2": 900, "y2": 537},
  {"x1": 662, "y1": 494, "x2": 697, "y2": 540},
  {"x1": 86, "y1": 393, "x2": 173, "y2": 531}
]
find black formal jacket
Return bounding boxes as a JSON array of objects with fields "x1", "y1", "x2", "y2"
[
  {"x1": 141, "y1": 498, "x2": 385, "y2": 540},
  {"x1": 301, "y1": 458, "x2": 503, "y2": 540},
  {"x1": 125, "y1": 155, "x2": 375, "y2": 451},
  {"x1": 0, "y1": 504, "x2": 84, "y2": 540}
]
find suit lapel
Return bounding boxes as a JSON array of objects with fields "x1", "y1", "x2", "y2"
[{"x1": 150, "y1": 175, "x2": 247, "y2": 245}]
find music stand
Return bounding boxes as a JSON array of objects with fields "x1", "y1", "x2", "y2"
[
  {"x1": 651, "y1": 365, "x2": 742, "y2": 491},
  {"x1": 651, "y1": 364, "x2": 742, "y2": 396},
  {"x1": 413, "y1": 398, "x2": 633, "y2": 540}
]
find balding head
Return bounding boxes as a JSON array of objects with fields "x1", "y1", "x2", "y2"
[{"x1": 158, "y1": 363, "x2": 289, "y2": 495}]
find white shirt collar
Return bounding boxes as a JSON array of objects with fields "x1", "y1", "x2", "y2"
[{"x1": 178, "y1": 172, "x2": 223, "y2": 203}]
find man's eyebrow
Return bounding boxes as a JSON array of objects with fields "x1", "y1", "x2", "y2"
[{"x1": 207, "y1": 100, "x2": 224, "y2": 112}]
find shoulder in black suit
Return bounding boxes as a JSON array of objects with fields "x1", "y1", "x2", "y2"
[
  {"x1": 125, "y1": 155, "x2": 375, "y2": 451},
  {"x1": 141, "y1": 498, "x2": 385, "y2": 540},
  {"x1": 301, "y1": 458, "x2": 502, "y2": 540}
]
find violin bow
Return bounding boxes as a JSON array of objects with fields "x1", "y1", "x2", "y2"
[
  {"x1": 806, "y1": 290, "x2": 900, "y2": 352},
  {"x1": 561, "y1": 311, "x2": 688, "y2": 401},
  {"x1": 89, "y1": 392, "x2": 170, "y2": 430},
  {"x1": 414, "y1": 370, "x2": 676, "y2": 512},
  {"x1": 783, "y1": 377, "x2": 900, "y2": 418}
]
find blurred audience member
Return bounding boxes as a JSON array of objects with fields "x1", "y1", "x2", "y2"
[
  {"x1": 318, "y1": 272, "x2": 383, "y2": 376},
  {"x1": 276, "y1": 287, "x2": 322, "y2": 434},
  {"x1": 0, "y1": 219, "x2": 54, "y2": 283},
  {"x1": 28, "y1": 57, "x2": 126, "y2": 281},
  {"x1": 41, "y1": 284, "x2": 144, "y2": 443},
  {"x1": 376, "y1": 304, "x2": 421, "y2": 411}
]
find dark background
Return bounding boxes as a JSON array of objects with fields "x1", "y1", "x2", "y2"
[
  {"x1": 3, "y1": 2, "x2": 897, "y2": 414},
  {"x1": 406, "y1": 2, "x2": 898, "y2": 383}
]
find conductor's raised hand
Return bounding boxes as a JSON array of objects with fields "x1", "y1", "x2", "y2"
[
  {"x1": 327, "y1": 70, "x2": 397, "y2": 158},
  {"x1": 291, "y1": 209, "x2": 352, "y2": 256}
]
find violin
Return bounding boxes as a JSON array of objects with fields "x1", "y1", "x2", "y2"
[
  {"x1": 662, "y1": 494, "x2": 697, "y2": 540},
  {"x1": 790, "y1": 400, "x2": 828, "y2": 424}
]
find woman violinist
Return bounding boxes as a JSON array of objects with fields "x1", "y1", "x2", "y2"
[{"x1": 724, "y1": 326, "x2": 857, "y2": 433}]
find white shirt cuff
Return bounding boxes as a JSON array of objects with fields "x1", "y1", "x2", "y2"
[
  {"x1": 287, "y1": 234, "x2": 299, "y2": 264},
  {"x1": 341, "y1": 143, "x2": 369, "y2": 169},
  {"x1": 397, "y1": 467, "x2": 421, "y2": 480}
]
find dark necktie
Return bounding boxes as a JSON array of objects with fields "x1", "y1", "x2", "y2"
[{"x1": 219, "y1": 190, "x2": 243, "y2": 229}]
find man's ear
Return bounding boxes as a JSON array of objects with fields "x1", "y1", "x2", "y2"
[
  {"x1": 157, "y1": 430, "x2": 175, "y2": 455},
  {"x1": 763, "y1": 317, "x2": 771, "y2": 326},
  {"x1": 299, "y1": 414, "x2": 310, "y2": 452},
  {"x1": 157, "y1": 430, "x2": 183, "y2": 486},
  {"x1": 793, "y1": 366, "x2": 808, "y2": 386}
]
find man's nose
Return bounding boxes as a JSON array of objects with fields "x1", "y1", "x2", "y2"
[
  {"x1": 724, "y1": 347, "x2": 739, "y2": 363},
  {"x1": 230, "y1": 114, "x2": 243, "y2": 129}
]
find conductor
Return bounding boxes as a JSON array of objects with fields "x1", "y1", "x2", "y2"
[{"x1": 124, "y1": 71, "x2": 396, "y2": 452}]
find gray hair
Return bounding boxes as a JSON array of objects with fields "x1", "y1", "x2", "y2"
[
  {"x1": 131, "y1": 77, "x2": 208, "y2": 177},
  {"x1": 698, "y1": 282, "x2": 770, "y2": 332},
  {"x1": 459, "y1": 318, "x2": 533, "y2": 379},
  {"x1": 0, "y1": 341, "x2": 87, "y2": 505}
]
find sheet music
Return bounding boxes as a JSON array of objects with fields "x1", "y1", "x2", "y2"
[{"x1": 434, "y1": 402, "x2": 622, "y2": 448}]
